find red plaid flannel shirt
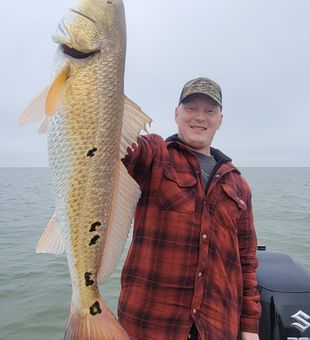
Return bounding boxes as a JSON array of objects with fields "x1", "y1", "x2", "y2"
[{"x1": 118, "y1": 134, "x2": 261, "y2": 340}]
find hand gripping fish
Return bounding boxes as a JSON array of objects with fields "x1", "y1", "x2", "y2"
[{"x1": 19, "y1": 0, "x2": 151, "y2": 339}]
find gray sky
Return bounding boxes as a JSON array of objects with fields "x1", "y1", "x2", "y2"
[{"x1": 1, "y1": 0, "x2": 309, "y2": 167}]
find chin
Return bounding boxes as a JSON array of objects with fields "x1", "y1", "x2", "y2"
[
  {"x1": 189, "y1": 136, "x2": 206, "y2": 145},
  {"x1": 187, "y1": 141, "x2": 207, "y2": 150}
]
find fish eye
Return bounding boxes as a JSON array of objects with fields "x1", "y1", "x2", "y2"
[{"x1": 107, "y1": 1, "x2": 113, "y2": 4}]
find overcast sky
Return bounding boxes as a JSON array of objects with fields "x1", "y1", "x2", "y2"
[{"x1": 1, "y1": 0, "x2": 309, "y2": 167}]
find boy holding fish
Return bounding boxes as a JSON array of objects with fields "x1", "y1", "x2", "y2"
[{"x1": 118, "y1": 77, "x2": 261, "y2": 340}]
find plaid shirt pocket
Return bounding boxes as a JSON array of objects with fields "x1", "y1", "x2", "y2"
[
  {"x1": 156, "y1": 167, "x2": 197, "y2": 214},
  {"x1": 221, "y1": 184, "x2": 247, "y2": 211},
  {"x1": 212, "y1": 183, "x2": 248, "y2": 234}
]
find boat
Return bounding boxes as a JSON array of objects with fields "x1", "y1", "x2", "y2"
[{"x1": 256, "y1": 246, "x2": 310, "y2": 340}]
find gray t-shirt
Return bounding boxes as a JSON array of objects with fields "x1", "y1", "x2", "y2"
[{"x1": 192, "y1": 150, "x2": 217, "y2": 190}]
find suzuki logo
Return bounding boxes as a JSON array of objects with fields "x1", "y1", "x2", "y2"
[{"x1": 291, "y1": 310, "x2": 310, "y2": 332}]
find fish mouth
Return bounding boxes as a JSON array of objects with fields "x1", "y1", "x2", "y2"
[
  {"x1": 53, "y1": 12, "x2": 100, "y2": 59},
  {"x1": 61, "y1": 44, "x2": 99, "y2": 59},
  {"x1": 53, "y1": 18, "x2": 72, "y2": 45}
]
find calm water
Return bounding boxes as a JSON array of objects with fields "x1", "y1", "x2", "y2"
[{"x1": 0, "y1": 167, "x2": 309, "y2": 339}]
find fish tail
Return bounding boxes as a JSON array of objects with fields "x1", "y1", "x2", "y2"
[{"x1": 64, "y1": 297, "x2": 129, "y2": 340}]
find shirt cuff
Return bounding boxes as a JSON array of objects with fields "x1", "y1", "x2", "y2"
[{"x1": 240, "y1": 317, "x2": 259, "y2": 333}]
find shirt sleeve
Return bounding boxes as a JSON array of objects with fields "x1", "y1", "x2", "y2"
[
  {"x1": 238, "y1": 187, "x2": 262, "y2": 333},
  {"x1": 121, "y1": 134, "x2": 159, "y2": 187}
]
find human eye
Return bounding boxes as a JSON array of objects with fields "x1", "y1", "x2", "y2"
[
  {"x1": 206, "y1": 108, "x2": 218, "y2": 116},
  {"x1": 185, "y1": 104, "x2": 196, "y2": 111}
]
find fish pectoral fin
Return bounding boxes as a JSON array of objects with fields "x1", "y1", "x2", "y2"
[
  {"x1": 36, "y1": 213, "x2": 65, "y2": 255},
  {"x1": 120, "y1": 96, "x2": 152, "y2": 158},
  {"x1": 38, "y1": 117, "x2": 48, "y2": 134},
  {"x1": 18, "y1": 64, "x2": 70, "y2": 127},
  {"x1": 45, "y1": 65, "x2": 71, "y2": 117},
  {"x1": 18, "y1": 86, "x2": 49, "y2": 127}
]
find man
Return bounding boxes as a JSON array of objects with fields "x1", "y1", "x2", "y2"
[{"x1": 117, "y1": 77, "x2": 261, "y2": 340}]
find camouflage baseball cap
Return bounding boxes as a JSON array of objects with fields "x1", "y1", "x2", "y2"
[{"x1": 179, "y1": 77, "x2": 222, "y2": 107}]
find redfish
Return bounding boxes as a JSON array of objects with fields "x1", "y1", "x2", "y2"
[{"x1": 19, "y1": 0, "x2": 151, "y2": 338}]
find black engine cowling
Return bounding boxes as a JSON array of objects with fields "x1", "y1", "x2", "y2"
[{"x1": 257, "y1": 247, "x2": 310, "y2": 340}]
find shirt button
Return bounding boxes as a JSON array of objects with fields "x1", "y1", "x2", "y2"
[
  {"x1": 202, "y1": 234, "x2": 207, "y2": 240},
  {"x1": 198, "y1": 272, "x2": 202, "y2": 277},
  {"x1": 192, "y1": 308, "x2": 197, "y2": 314}
]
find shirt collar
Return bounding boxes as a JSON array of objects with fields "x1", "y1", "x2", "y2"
[{"x1": 165, "y1": 133, "x2": 232, "y2": 164}]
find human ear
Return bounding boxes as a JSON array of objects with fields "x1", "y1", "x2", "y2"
[
  {"x1": 175, "y1": 107, "x2": 179, "y2": 124},
  {"x1": 217, "y1": 113, "x2": 223, "y2": 129}
]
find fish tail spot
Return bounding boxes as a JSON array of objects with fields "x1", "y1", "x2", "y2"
[
  {"x1": 89, "y1": 221, "x2": 102, "y2": 232},
  {"x1": 84, "y1": 272, "x2": 95, "y2": 287},
  {"x1": 87, "y1": 147, "x2": 97, "y2": 158},
  {"x1": 90, "y1": 301, "x2": 102, "y2": 316},
  {"x1": 89, "y1": 235, "x2": 100, "y2": 246}
]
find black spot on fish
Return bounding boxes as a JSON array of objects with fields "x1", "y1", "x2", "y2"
[
  {"x1": 84, "y1": 272, "x2": 95, "y2": 287},
  {"x1": 87, "y1": 147, "x2": 97, "y2": 157},
  {"x1": 90, "y1": 301, "x2": 102, "y2": 316},
  {"x1": 89, "y1": 221, "x2": 101, "y2": 232},
  {"x1": 107, "y1": 0, "x2": 113, "y2": 4},
  {"x1": 89, "y1": 235, "x2": 100, "y2": 246}
]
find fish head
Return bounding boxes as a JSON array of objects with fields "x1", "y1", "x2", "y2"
[{"x1": 52, "y1": 0, "x2": 126, "y2": 56}]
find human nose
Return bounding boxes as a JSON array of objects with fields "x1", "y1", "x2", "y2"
[{"x1": 193, "y1": 109, "x2": 205, "y2": 121}]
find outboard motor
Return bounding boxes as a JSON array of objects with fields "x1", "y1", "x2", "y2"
[{"x1": 257, "y1": 246, "x2": 310, "y2": 340}]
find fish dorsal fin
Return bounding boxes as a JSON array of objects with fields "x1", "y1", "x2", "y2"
[
  {"x1": 36, "y1": 213, "x2": 65, "y2": 255},
  {"x1": 45, "y1": 65, "x2": 71, "y2": 117},
  {"x1": 18, "y1": 86, "x2": 49, "y2": 126},
  {"x1": 119, "y1": 96, "x2": 152, "y2": 158},
  {"x1": 97, "y1": 161, "x2": 140, "y2": 283}
]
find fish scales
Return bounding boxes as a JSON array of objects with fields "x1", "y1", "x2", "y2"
[
  {"x1": 49, "y1": 56, "x2": 125, "y2": 310},
  {"x1": 19, "y1": 0, "x2": 151, "y2": 338}
]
